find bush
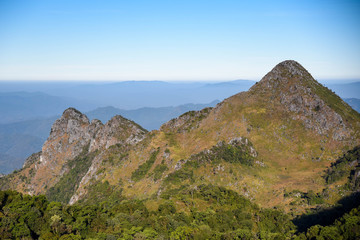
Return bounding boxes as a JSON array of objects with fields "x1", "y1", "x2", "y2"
[
  {"x1": 131, "y1": 148, "x2": 160, "y2": 181},
  {"x1": 153, "y1": 164, "x2": 169, "y2": 181}
]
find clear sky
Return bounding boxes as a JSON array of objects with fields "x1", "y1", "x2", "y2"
[{"x1": 0, "y1": 0, "x2": 359, "y2": 81}]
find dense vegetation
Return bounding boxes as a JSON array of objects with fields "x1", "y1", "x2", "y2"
[
  {"x1": 1, "y1": 185, "x2": 359, "y2": 239},
  {"x1": 324, "y1": 146, "x2": 360, "y2": 191}
]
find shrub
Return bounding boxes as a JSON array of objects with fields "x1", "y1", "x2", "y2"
[{"x1": 131, "y1": 148, "x2": 160, "y2": 181}]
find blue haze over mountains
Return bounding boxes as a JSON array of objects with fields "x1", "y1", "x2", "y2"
[
  {"x1": 0, "y1": 80, "x2": 359, "y2": 174},
  {"x1": 0, "y1": 80, "x2": 255, "y2": 111}
]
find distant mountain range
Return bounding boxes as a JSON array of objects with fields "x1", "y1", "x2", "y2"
[
  {"x1": 0, "y1": 92, "x2": 94, "y2": 124},
  {"x1": 0, "y1": 80, "x2": 255, "y2": 111},
  {"x1": 344, "y1": 98, "x2": 360, "y2": 113},
  {"x1": 324, "y1": 81, "x2": 360, "y2": 99}
]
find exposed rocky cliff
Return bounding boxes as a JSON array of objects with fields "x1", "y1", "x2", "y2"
[
  {"x1": 249, "y1": 60, "x2": 358, "y2": 142},
  {"x1": 89, "y1": 115, "x2": 146, "y2": 151},
  {"x1": 22, "y1": 151, "x2": 42, "y2": 168},
  {"x1": 1, "y1": 108, "x2": 147, "y2": 196},
  {"x1": 69, "y1": 116, "x2": 147, "y2": 204}
]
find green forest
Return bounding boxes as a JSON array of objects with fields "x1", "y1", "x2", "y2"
[{"x1": 0, "y1": 185, "x2": 359, "y2": 240}]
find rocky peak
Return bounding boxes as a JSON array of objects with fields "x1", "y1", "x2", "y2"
[
  {"x1": 89, "y1": 115, "x2": 147, "y2": 151},
  {"x1": 43, "y1": 107, "x2": 92, "y2": 159},
  {"x1": 248, "y1": 60, "x2": 356, "y2": 141},
  {"x1": 250, "y1": 60, "x2": 314, "y2": 93},
  {"x1": 48, "y1": 107, "x2": 90, "y2": 142},
  {"x1": 270, "y1": 60, "x2": 309, "y2": 77},
  {"x1": 63, "y1": 107, "x2": 88, "y2": 121},
  {"x1": 24, "y1": 108, "x2": 147, "y2": 195}
]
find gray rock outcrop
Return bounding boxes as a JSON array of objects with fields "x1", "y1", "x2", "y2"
[
  {"x1": 27, "y1": 108, "x2": 147, "y2": 195},
  {"x1": 250, "y1": 60, "x2": 354, "y2": 141}
]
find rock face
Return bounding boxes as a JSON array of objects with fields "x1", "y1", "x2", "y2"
[
  {"x1": 89, "y1": 115, "x2": 146, "y2": 151},
  {"x1": 250, "y1": 60, "x2": 356, "y2": 141},
  {"x1": 20, "y1": 108, "x2": 147, "y2": 195},
  {"x1": 22, "y1": 152, "x2": 42, "y2": 168},
  {"x1": 40, "y1": 108, "x2": 95, "y2": 166},
  {"x1": 70, "y1": 116, "x2": 147, "y2": 204}
]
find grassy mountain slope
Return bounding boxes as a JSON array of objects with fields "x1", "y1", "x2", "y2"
[{"x1": 75, "y1": 60, "x2": 360, "y2": 212}]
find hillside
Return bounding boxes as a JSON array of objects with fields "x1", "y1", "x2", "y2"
[
  {"x1": 1, "y1": 60, "x2": 360, "y2": 239},
  {"x1": 74, "y1": 60, "x2": 358, "y2": 209}
]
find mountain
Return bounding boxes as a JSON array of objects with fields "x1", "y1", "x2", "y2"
[
  {"x1": 0, "y1": 80, "x2": 255, "y2": 110},
  {"x1": 1, "y1": 108, "x2": 147, "y2": 196},
  {"x1": 325, "y1": 81, "x2": 360, "y2": 99},
  {"x1": 1, "y1": 80, "x2": 357, "y2": 115},
  {"x1": 3, "y1": 60, "x2": 359, "y2": 204},
  {"x1": 344, "y1": 98, "x2": 360, "y2": 113},
  {"x1": 0, "y1": 101, "x2": 219, "y2": 174},
  {"x1": 1, "y1": 61, "x2": 360, "y2": 239},
  {"x1": 0, "y1": 116, "x2": 58, "y2": 174},
  {"x1": 0, "y1": 91, "x2": 93, "y2": 124},
  {"x1": 0, "y1": 153, "x2": 23, "y2": 175},
  {"x1": 44, "y1": 80, "x2": 254, "y2": 109}
]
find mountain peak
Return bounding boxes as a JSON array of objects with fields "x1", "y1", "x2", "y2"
[
  {"x1": 273, "y1": 60, "x2": 307, "y2": 76},
  {"x1": 250, "y1": 60, "x2": 315, "y2": 93},
  {"x1": 62, "y1": 107, "x2": 89, "y2": 123},
  {"x1": 48, "y1": 108, "x2": 89, "y2": 143},
  {"x1": 267, "y1": 60, "x2": 311, "y2": 81},
  {"x1": 244, "y1": 60, "x2": 358, "y2": 142}
]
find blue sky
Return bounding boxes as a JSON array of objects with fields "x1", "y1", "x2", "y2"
[{"x1": 0, "y1": 0, "x2": 359, "y2": 81}]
